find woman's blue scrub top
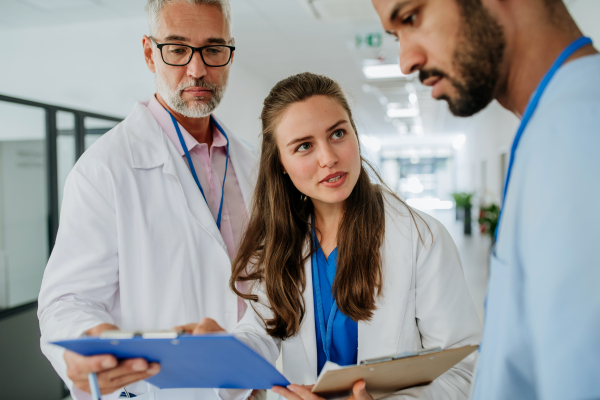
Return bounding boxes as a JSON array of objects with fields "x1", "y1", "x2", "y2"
[{"x1": 312, "y1": 242, "x2": 358, "y2": 374}]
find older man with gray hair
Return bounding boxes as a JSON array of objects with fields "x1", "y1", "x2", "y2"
[{"x1": 37, "y1": 1, "x2": 259, "y2": 399}]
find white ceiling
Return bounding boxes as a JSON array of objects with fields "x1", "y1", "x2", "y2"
[
  {"x1": 0, "y1": 0, "x2": 596, "y2": 142},
  {"x1": 0, "y1": 0, "x2": 146, "y2": 27},
  {"x1": 0, "y1": 0, "x2": 461, "y2": 140},
  {"x1": 228, "y1": 0, "x2": 463, "y2": 138}
]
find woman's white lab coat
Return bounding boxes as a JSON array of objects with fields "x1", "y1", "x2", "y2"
[
  {"x1": 37, "y1": 102, "x2": 257, "y2": 400},
  {"x1": 230, "y1": 193, "x2": 482, "y2": 400}
]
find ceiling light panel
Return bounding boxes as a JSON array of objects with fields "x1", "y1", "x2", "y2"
[
  {"x1": 387, "y1": 108, "x2": 420, "y2": 118},
  {"x1": 363, "y1": 64, "x2": 406, "y2": 80}
]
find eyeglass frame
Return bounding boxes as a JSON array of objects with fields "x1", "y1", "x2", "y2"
[{"x1": 150, "y1": 37, "x2": 235, "y2": 67}]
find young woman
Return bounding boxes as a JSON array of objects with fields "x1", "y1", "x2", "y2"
[{"x1": 189, "y1": 72, "x2": 481, "y2": 400}]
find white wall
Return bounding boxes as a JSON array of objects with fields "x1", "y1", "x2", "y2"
[
  {"x1": 214, "y1": 64, "x2": 270, "y2": 147},
  {"x1": 0, "y1": 16, "x2": 270, "y2": 146},
  {"x1": 568, "y1": 0, "x2": 600, "y2": 42},
  {"x1": 454, "y1": 0, "x2": 600, "y2": 206},
  {"x1": 456, "y1": 102, "x2": 519, "y2": 205}
]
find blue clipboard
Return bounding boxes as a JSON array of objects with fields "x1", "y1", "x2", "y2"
[{"x1": 53, "y1": 334, "x2": 289, "y2": 390}]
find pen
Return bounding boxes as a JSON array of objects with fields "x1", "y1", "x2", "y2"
[{"x1": 88, "y1": 372, "x2": 102, "y2": 400}]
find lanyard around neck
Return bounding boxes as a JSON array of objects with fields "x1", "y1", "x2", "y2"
[
  {"x1": 311, "y1": 215, "x2": 338, "y2": 362},
  {"x1": 167, "y1": 111, "x2": 230, "y2": 230},
  {"x1": 495, "y1": 36, "x2": 592, "y2": 240}
]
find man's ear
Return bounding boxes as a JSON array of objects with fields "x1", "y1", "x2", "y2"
[
  {"x1": 230, "y1": 37, "x2": 235, "y2": 64},
  {"x1": 143, "y1": 35, "x2": 156, "y2": 73}
]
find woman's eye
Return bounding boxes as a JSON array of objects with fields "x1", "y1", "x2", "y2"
[
  {"x1": 296, "y1": 142, "x2": 311, "y2": 152},
  {"x1": 402, "y1": 12, "x2": 417, "y2": 26},
  {"x1": 332, "y1": 129, "x2": 345, "y2": 140}
]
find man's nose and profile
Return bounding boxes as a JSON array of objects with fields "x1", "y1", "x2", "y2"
[{"x1": 0, "y1": 0, "x2": 597, "y2": 399}]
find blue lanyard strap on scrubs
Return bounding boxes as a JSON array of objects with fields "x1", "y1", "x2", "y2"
[
  {"x1": 311, "y1": 215, "x2": 337, "y2": 362},
  {"x1": 495, "y1": 36, "x2": 592, "y2": 240},
  {"x1": 167, "y1": 111, "x2": 230, "y2": 230}
]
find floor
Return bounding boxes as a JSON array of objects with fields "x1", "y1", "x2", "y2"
[{"x1": 63, "y1": 208, "x2": 491, "y2": 400}]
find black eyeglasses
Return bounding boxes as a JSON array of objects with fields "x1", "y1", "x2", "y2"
[{"x1": 150, "y1": 37, "x2": 235, "y2": 67}]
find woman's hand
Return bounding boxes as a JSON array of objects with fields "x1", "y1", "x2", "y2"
[
  {"x1": 272, "y1": 380, "x2": 373, "y2": 400},
  {"x1": 173, "y1": 318, "x2": 226, "y2": 334}
]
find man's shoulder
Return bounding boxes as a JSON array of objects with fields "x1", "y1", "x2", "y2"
[
  {"x1": 228, "y1": 131, "x2": 257, "y2": 157},
  {"x1": 536, "y1": 54, "x2": 600, "y2": 128},
  {"x1": 517, "y1": 56, "x2": 600, "y2": 202},
  {"x1": 72, "y1": 102, "x2": 162, "y2": 175},
  {"x1": 528, "y1": 55, "x2": 600, "y2": 145},
  {"x1": 73, "y1": 120, "x2": 131, "y2": 174}
]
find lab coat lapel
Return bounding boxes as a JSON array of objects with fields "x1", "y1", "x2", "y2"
[
  {"x1": 357, "y1": 207, "x2": 413, "y2": 362},
  {"x1": 162, "y1": 142, "x2": 227, "y2": 249},
  {"x1": 125, "y1": 103, "x2": 227, "y2": 250},
  {"x1": 299, "y1": 248, "x2": 319, "y2": 381},
  {"x1": 214, "y1": 115, "x2": 256, "y2": 211}
]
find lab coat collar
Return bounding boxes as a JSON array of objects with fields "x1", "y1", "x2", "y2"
[
  {"x1": 123, "y1": 103, "x2": 255, "y2": 210},
  {"x1": 123, "y1": 103, "x2": 227, "y2": 248},
  {"x1": 122, "y1": 102, "x2": 257, "y2": 252},
  {"x1": 124, "y1": 102, "x2": 169, "y2": 170}
]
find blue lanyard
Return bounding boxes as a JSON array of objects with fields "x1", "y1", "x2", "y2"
[
  {"x1": 495, "y1": 36, "x2": 592, "y2": 240},
  {"x1": 311, "y1": 215, "x2": 337, "y2": 362},
  {"x1": 167, "y1": 111, "x2": 230, "y2": 230}
]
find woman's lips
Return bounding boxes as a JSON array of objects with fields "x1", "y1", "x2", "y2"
[{"x1": 320, "y1": 173, "x2": 347, "y2": 188}]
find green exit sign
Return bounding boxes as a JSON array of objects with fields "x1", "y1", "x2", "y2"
[{"x1": 356, "y1": 33, "x2": 383, "y2": 48}]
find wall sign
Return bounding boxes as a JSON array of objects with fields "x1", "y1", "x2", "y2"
[{"x1": 355, "y1": 32, "x2": 383, "y2": 48}]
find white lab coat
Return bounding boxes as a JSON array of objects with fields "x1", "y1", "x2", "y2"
[
  {"x1": 37, "y1": 102, "x2": 257, "y2": 400},
  {"x1": 229, "y1": 194, "x2": 482, "y2": 400}
]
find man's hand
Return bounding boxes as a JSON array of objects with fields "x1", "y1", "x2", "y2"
[
  {"x1": 64, "y1": 323, "x2": 160, "y2": 395},
  {"x1": 272, "y1": 380, "x2": 374, "y2": 400},
  {"x1": 174, "y1": 318, "x2": 226, "y2": 334}
]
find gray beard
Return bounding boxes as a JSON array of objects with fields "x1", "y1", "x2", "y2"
[{"x1": 155, "y1": 73, "x2": 226, "y2": 118}]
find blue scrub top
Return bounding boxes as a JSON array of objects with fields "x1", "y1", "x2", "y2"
[
  {"x1": 472, "y1": 54, "x2": 600, "y2": 400},
  {"x1": 312, "y1": 242, "x2": 358, "y2": 374}
]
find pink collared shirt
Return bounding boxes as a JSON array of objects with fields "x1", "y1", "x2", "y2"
[{"x1": 145, "y1": 96, "x2": 248, "y2": 321}]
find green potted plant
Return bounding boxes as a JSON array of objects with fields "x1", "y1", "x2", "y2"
[
  {"x1": 478, "y1": 203, "x2": 500, "y2": 244},
  {"x1": 451, "y1": 192, "x2": 474, "y2": 235}
]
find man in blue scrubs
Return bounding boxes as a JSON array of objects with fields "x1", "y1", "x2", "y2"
[{"x1": 372, "y1": 0, "x2": 600, "y2": 399}]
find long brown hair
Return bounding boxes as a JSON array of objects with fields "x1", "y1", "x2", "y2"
[{"x1": 231, "y1": 72, "x2": 426, "y2": 340}]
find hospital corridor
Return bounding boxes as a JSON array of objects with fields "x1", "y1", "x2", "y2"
[{"x1": 0, "y1": 0, "x2": 599, "y2": 399}]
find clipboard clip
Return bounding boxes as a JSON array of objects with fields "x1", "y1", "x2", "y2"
[{"x1": 359, "y1": 347, "x2": 442, "y2": 365}]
